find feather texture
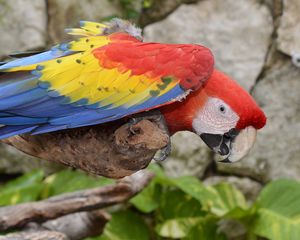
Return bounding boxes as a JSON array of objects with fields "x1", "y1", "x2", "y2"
[{"x1": 0, "y1": 19, "x2": 214, "y2": 139}]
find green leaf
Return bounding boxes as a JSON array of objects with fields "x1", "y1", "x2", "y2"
[
  {"x1": 172, "y1": 176, "x2": 216, "y2": 204},
  {"x1": 256, "y1": 179, "x2": 300, "y2": 217},
  {"x1": 224, "y1": 206, "x2": 253, "y2": 220},
  {"x1": 42, "y1": 170, "x2": 114, "y2": 198},
  {"x1": 148, "y1": 163, "x2": 165, "y2": 177},
  {"x1": 252, "y1": 179, "x2": 300, "y2": 240},
  {"x1": 173, "y1": 176, "x2": 248, "y2": 217},
  {"x1": 156, "y1": 217, "x2": 202, "y2": 239},
  {"x1": 143, "y1": 0, "x2": 153, "y2": 8},
  {"x1": 0, "y1": 184, "x2": 43, "y2": 206},
  {"x1": 130, "y1": 181, "x2": 161, "y2": 213},
  {"x1": 152, "y1": 177, "x2": 208, "y2": 239},
  {"x1": 99, "y1": 210, "x2": 150, "y2": 240},
  {"x1": 0, "y1": 170, "x2": 44, "y2": 190},
  {"x1": 148, "y1": 163, "x2": 173, "y2": 185},
  {"x1": 0, "y1": 170, "x2": 44, "y2": 205},
  {"x1": 157, "y1": 189, "x2": 204, "y2": 221},
  {"x1": 185, "y1": 217, "x2": 227, "y2": 240},
  {"x1": 130, "y1": 164, "x2": 175, "y2": 213},
  {"x1": 212, "y1": 183, "x2": 248, "y2": 216}
]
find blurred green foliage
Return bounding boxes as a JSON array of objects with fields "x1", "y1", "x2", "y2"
[
  {"x1": 97, "y1": 211, "x2": 150, "y2": 240},
  {"x1": 1, "y1": 165, "x2": 300, "y2": 240},
  {"x1": 118, "y1": 0, "x2": 140, "y2": 20},
  {"x1": 109, "y1": 0, "x2": 153, "y2": 22},
  {"x1": 0, "y1": 169, "x2": 113, "y2": 206},
  {"x1": 0, "y1": 170, "x2": 44, "y2": 205}
]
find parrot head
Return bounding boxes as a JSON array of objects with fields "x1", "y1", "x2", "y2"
[{"x1": 162, "y1": 69, "x2": 266, "y2": 163}]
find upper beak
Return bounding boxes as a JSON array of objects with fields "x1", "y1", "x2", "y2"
[{"x1": 200, "y1": 126, "x2": 257, "y2": 163}]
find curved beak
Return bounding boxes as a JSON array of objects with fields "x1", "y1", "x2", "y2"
[{"x1": 200, "y1": 126, "x2": 257, "y2": 163}]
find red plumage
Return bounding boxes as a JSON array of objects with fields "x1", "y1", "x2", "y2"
[
  {"x1": 203, "y1": 70, "x2": 266, "y2": 129},
  {"x1": 92, "y1": 33, "x2": 266, "y2": 135},
  {"x1": 0, "y1": 19, "x2": 267, "y2": 163},
  {"x1": 93, "y1": 33, "x2": 214, "y2": 91},
  {"x1": 162, "y1": 70, "x2": 266, "y2": 134}
]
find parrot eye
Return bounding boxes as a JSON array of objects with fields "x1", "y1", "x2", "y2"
[{"x1": 219, "y1": 105, "x2": 226, "y2": 114}]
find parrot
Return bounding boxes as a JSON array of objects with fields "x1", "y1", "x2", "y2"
[{"x1": 0, "y1": 19, "x2": 266, "y2": 163}]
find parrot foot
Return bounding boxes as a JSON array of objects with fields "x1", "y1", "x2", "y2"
[
  {"x1": 128, "y1": 111, "x2": 166, "y2": 134},
  {"x1": 153, "y1": 141, "x2": 171, "y2": 162},
  {"x1": 128, "y1": 117, "x2": 150, "y2": 134},
  {"x1": 128, "y1": 110, "x2": 171, "y2": 161}
]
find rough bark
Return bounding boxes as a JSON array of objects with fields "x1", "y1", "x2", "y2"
[
  {"x1": 40, "y1": 210, "x2": 110, "y2": 240},
  {"x1": 0, "y1": 170, "x2": 153, "y2": 231},
  {"x1": 0, "y1": 231, "x2": 69, "y2": 240},
  {"x1": 1, "y1": 118, "x2": 169, "y2": 178},
  {"x1": 0, "y1": 210, "x2": 109, "y2": 240}
]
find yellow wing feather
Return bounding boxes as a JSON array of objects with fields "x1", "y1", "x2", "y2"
[
  {"x1": 36, "y1": 46, "x2": 179, "y2": 109},
  {"x1": 4, "y1": 20, "x2": 180, "y2": 111},
  {"x1": 65, "y1": 21, "x2": 108, "y2": 37}
]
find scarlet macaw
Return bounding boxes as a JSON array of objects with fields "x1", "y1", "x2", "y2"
[{"x1": 0, "y1": 19, "x2": 266, "y2": 163}]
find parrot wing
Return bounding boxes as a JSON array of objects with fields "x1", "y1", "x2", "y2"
[{"x1": 0, "y1": 20, "x2": 214, "y2": 139}]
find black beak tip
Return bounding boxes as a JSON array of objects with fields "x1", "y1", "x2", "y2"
[
  {"x1": 199, "y1": 130, "x2": 239, "y2": 163},
  {"x1": 219, "y1": 158, "x2": 232, "y2": 163}
]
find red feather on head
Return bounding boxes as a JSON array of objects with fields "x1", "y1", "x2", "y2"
[
  {"x1": 203, "y1": 70, "x2": 266, "y2": 130},
  {"x1": 162, "y1": 70, "x2": 266, "y2": 134}
]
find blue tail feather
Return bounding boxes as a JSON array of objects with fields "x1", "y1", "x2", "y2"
[{"x1": 0, "y1": 125, "x2": 37, "y2": 139}]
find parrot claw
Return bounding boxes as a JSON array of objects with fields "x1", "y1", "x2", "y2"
[
  {"x1": 128, "y1": 110, "x2": 171, "y2": 161},
  {"x1": 153, "y1": 141, "x2": 171, "y2": 162},
  {"x1": 128, "y1": 117, "x2": 140, "y2": 134},
  {"x1": 128, "y1": 110, "x2": 165, "y2": 134}
]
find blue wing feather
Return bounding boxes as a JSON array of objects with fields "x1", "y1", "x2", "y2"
[
  {"x1": 0, "y1": 116, "x2": 48, "y2": 125},
  {"x1": 0, "y1": 39, "x2": 186, "y2": 139},
  {"x1": 0, "y1": 88, "x2": 47, "y2": 110},
  {"x1": 0, "y1": 47, "x2": 72, "y2": 71},
  {"x1": 49, "y1": 85, "x2": 183, "y2": 128},
  {"x1": 0, "y1": 76, "x2": 38, "y2": 99},
  {"x1": 9, "y1": 96, "x2": 82, "y2": 117},
  {"x1": 0, "y1": 74, "x2": 184, "y2": 138},
  {"x1": 0, "y1": 125, "x2": 37, "y2": 139},
  {"x1": 32, "y1": 124, "x2": 68, "y2": 135}
]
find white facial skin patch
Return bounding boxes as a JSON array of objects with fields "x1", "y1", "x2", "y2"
[{"x1": 192, "y1": 97, "x2": 239, "y2": 135}]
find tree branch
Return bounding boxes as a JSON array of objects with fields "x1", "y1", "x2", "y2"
[
  {"x1": 0, "y1": 231, "x2": 69, "y2": 240},
  {"x1": 0, "y1": 210, "x2": 109, "y2": 240},
  {"x1": 0, "y1": 170, "x2": 154, "y2": 231},
  {"x1": 40, "y1": 210, "x2": 110, "y2": 240},
  {"x1": 1, "y1": 117, "x2": 169, "y2": 178}
]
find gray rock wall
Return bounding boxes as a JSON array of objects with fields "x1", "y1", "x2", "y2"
[
  {"x1": 0, "y1": 0, "x2": 299, "y2": 187},
  {"x1": 144, "y1": 0, "x2": 300, "y2": 183},
  {"x1": 144, "y1": 0, "x2": 273, "y2": 90},
  {"x1": 47, "y1": 0, "x2": 122, "y2": 43},
  {"x1": 0, "y1": 0, "x2": 47, "y2": 57}
]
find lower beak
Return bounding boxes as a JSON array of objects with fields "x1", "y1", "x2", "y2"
[{"x1": 200, "y1": 126, "x2": 257, "y2": 163}]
